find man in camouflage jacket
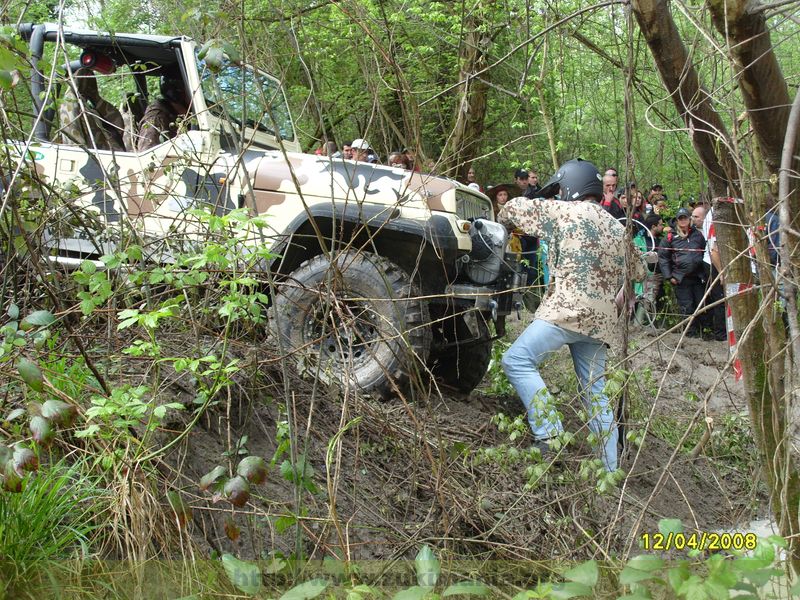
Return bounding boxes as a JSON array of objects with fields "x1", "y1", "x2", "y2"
[
  {"x1": 497, "y1": 159, "x2": 649, "y2": 472},
  {"x1": 58, "y1": 67, "x2": 125, "y2": 151},
  {"x1": 137, "y1": 77, "x2": 190, "y2": 151}
]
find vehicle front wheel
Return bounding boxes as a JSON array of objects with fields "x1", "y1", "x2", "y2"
[
  {"x1": 271, "y1": 251, "x2": 430, "y2": 395},
  {"x1": 430, "y1": 314, "x2": 492, "y2": 393}
]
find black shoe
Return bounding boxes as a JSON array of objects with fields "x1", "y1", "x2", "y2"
[
  {"x1": 530, "y1": 438, "x2": 567, "y2": 463},
  {"x1": 530, "y1": 438, "x2": 555, "y2": 457}
]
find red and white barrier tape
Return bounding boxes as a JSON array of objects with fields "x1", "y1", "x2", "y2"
[{"x1": 725, "y1": 282, "x2": 753, "y2": 382}]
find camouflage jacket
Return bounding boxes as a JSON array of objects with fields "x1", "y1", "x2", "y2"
[
  {"x1": 137, "y1": 99, "x2": 179, "y2": 151},
  {"x1": 58, "y1": 67, "x2": 125, "y2": 151},
  {"x1": 498, "y1": 197, "x2": 648, "y2": 350}
]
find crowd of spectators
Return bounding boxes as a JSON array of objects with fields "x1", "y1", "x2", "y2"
[
  {"x1": 314, "y1": 138, "x2": 423, "y2": 172},
  {"x1": 596, "y1": 174, "x2": 728, "y2": 340},
  {"x1": 476, "y1": 162, "x2": 734, "y2": 341}
]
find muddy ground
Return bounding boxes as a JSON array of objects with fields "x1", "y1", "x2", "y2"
[{"x1": 160, "y1": 316, "x2": 765, "y2": 567}]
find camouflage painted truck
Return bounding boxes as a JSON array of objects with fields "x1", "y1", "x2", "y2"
[{"x1": 6, "y1": 23, "x2": 524, "y2": 394}]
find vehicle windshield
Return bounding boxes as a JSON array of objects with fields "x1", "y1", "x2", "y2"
[{"x1": 199, "y1": 61, "x2": 294, "y2": 142}]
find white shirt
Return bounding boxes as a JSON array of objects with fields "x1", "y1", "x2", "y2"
[{"x1": 702, "y1": 209, "x2": 714, "y2": 266}]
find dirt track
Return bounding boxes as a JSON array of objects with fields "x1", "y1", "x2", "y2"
[{"x1": 162, "y1": 318, "x2": 763, "y2": 564}]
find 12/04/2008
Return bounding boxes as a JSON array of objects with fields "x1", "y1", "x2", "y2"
[{"x1": 640, "y1": 531, "x2": 758, "y2": 552}]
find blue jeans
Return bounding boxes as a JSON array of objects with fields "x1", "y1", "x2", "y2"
[{"x1": 501, "y1": 319, "x2": 618, "y2": 471}]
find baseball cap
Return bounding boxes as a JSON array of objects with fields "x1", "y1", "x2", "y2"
[
  {"x1": 514, "y1": 168, "x2": 529, "y2": 180},
  {"x1": 676, "y1": 207, "x2": 691, "y2": 219},
  {"x1": 351, "y1": 138, "x2": 372, "y2": 150}
]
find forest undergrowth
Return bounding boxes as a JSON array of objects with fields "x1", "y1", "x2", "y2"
[{"x1": 0, "y1": 203, "x2": 788, "y2": 599}]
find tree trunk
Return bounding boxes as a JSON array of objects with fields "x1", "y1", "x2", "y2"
[
  {"x1": 706, "y1": 0, "x2": 793, "y2": 176},
  {"x1": 536, "y1": 32, "x2": 559, "y2": 173},
  {"x1": 535, "y1": 77, "x2": 559, "y2": 173},
  {"x1": 715, "y1": 197, "x2": 800, "y2": 571},
  {"x1": 631, "y1": 0, "x2": 739, "y2": 197},
  {"x1": 707, "y1": 0, "x2": 800, "y2": 378},
  {"x1": 440, "y1": 16, "x2": 490, "y2": 181},
  {"x1": 633, "y1": 0, "x2": 800, "y2": 569},
  {"x1": 705, "y1": 0, "x2": 800, "y2": 568}
]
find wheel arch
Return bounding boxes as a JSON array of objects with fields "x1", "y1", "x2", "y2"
[{"x1": 268, "y1": 203, "x2": 460, "y2": 294}]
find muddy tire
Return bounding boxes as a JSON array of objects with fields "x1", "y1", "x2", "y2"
[
  {"x1": 431, "y1": 316, "x2": 492, "y2": 393},
  {"x1": 271, "y1": 251, "x2": 430, "y2": 395}
]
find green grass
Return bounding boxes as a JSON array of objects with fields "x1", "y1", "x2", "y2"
[{"x1": 0, "y1": 458, "x2": 100, "y2": 595}]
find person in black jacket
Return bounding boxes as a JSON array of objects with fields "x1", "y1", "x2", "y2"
[
  {"x1": 509, "y1": 169, "x2": 541, "y2": 303},
  {"x1": 658, "y1": 207, "x2": 707, "y2": 337}
]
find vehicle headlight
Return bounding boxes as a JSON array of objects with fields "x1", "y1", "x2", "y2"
[{"x1": 463, "y1": 219, "x2": 508, "y2": 285}]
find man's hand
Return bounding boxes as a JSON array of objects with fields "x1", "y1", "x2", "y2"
[
  {"x1": 670, "y1": 277, "x2": 678, "y2": 285},
  {"x1": 76, "y1": 69, "x2": 101, "y2": 104}
]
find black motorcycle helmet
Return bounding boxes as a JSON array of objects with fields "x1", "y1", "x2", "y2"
[{"x1": 538, "y1": 158, "x2": 602, "y2": 201}]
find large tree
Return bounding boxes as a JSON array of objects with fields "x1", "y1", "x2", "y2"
[{"x1": 632, "y1": 0, "x2": 800, "y2": 569}]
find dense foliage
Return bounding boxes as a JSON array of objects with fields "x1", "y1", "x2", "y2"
[
  {"x1": 1, "y1": 0, "x2": 800, "y2": 597},
  {"x1": 5, "y1": 0, "x2": 789, "y2": 194}
]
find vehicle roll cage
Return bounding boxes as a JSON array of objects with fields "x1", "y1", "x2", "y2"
[{"x1": 18, "y1": 23, "x2": 185, "y2": 142}]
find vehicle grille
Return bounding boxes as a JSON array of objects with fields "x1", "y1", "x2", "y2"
[{"x1": 456, "y1": 191, "x2": 492, "y2": 220}]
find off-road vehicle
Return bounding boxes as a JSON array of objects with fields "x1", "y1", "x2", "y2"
[{"x1": 5, "y1": 23, "x2": 524, "y2": 394}]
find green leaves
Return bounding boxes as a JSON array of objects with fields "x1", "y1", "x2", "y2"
[
  {"x1": 395, "y1": 545, "x2": 487, "y2": 599},
  {"x1": 536, "y1": 560, "x2": 600, "y2": 599},
  {"x1": 237, "y1": 455, "x2": 268, "y2": 484},
  {"x1": 153, "y1": 402, "x2": 184, "y2": 420},
  {"x1": 0, "y1": 27, "x2": 27, "y2": 90},
  {"x1": 167, "y1": 491, "x2": 193, "y2": 528},
  {"x1": 199, "y1": 465, "x2": 227, "y2": 492},
  {"x1": 29, "y1": 415, "x2": 53, "y2": 446},
  {"x1": 16, "y1": 357, "x2": 43, "y2": 392},
  {"x1": 280, "y1": 455, "x2": 318, "y2": 493},
  {"x1": 76, "y1": 385, "x2": 157, "y2": 439},
  {"x1": 221, "y1": 553, "x2": 262, "y2": 596},
  {"x1": 659, "y1": 518, "x2": 683, "y2": 536},
  {"x1": 117, "y1": 305, "x2": 179, "y2": 330},
  {"x1": 12, "y1": 446, "x2": 38, "y2": 474},
  {"x1": 278, "y1": 578, "x2": 329, "y2": 600},
  {"x1": 620, "y1": 555, "x2": 664, "y2": 585},
  {"x1": 19, "y1": 310, "x2": 56, "y2": 331},
  {"x1": 41, "y1": 400, "x2": 78, "y2": 427},
  {"x1": 223, "y1": 475, "x2": 250, "y2": 507},
  {"x1": 0, "y1": 443, "x2": 38, "y2": 492},
  {"x1": 199, "y1": 454, "x2": 270, "y2": 508},
  {"x1": 415, "y1": 545, "x2": 440, "y2": 589},
  {"x1": 392, "y1": 587, "x2": 429, "y2": 600},
  {"x1": 563, "y1": 559, "x2": 598, "y2": 587},
  {"x1": 73, "y1": 266, "x2": 112, "y2": 316},
  {"x1": 198, "y1": 40, "x2": 240, "y2": 71}
]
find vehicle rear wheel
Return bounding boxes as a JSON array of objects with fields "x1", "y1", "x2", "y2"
[
  {"x1": 430, "y1": 314, "x2": 492, "y2": 393},
  {"x1": 271, "y1": 251, "x2": 430, "y2": 395}
]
